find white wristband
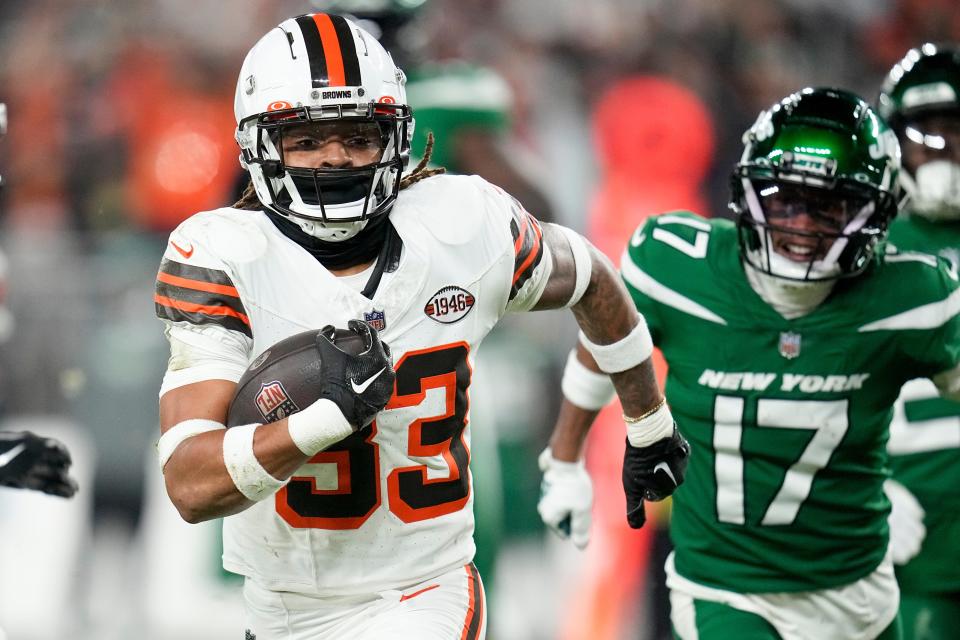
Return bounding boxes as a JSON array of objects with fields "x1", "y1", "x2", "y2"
[
  {"x1": 559, "y1": 226, "x2": 593, "y2": 308},
  {"x1": 625, "y1": 402, "x2": 675, "y2": 448},
  {"x1": 223, "y1": 423, "x2": 286, "y2": 502},
  {"x1": 157, "y1": 418, "x2": 226, "y2": 470},
  {"x1": 287, "y1": 399, "x2": 355, "y2": 456},
  {"x1": 578, "y1": 316, "x2": 654, "y2": 374},
  {"x1": 561, "y1": 349, "x2": 616, "y2": 411}
]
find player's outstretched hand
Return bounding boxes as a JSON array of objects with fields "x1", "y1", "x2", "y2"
[
  {"x1": 316, "y1": 320, "x2": 395, "y2": 430},
  {"x1": 0, "y1": 430, "x2": 78, "y2": 498},
  {"x1": 537, "y1": 448, "x2": 593, "y2": 549},
  {"x1": 622, "y1": 428, "x2": 689, "y2": 528}
]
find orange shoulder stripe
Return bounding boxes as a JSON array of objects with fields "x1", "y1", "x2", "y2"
[
  {"x1": 156, "y1": 270, "x2": 240, "y2": 298},
  {"x1": 512, "y1": 219, "x2": 543, "y2": 286},
  {"x1": 513, "y1": 213, "x2": 530, "y2": 256},
  {"x1": 154, "y1": 294, "x2": 250, "y2": 326}
]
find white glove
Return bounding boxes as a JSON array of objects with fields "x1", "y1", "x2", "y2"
[
  {"x1": 537, "y1": 447, "x2": 593, "y2": 549},
  {"x1": 884, "y1": 479, "x2": 926, "y2": 565}
]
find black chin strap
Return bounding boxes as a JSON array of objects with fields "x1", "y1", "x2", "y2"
[
  {"x1": 264, "y1": 209, "x2": 402, "y2": 299},
  {"x1": 360, "y1": 221, "x2": 402, "y2": 299}
]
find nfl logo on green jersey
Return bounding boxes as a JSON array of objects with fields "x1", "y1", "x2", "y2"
[{"x1": 778, "y1": 331, "x2": 801, "y2": 359}]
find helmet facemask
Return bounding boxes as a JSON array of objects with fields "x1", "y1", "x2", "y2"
[
  {"x1": 734, "y1": 170, "x2": 892, "y2": 281},
  {"x1": 896, "y1": 111, "x2": 960, "y2": 221},
  {"x1": 238, "y1": 102, "x2": 411, "y2": 241}
]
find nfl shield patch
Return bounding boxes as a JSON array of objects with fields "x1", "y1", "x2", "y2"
[
  {"x1": 364, "y1": 309, "x2": 386, "y2": 331},
  {"x1": 778, "y1": 331, "x2": 801, "y2": 359},
  {"x1": 255, "y1": 381, "x2": 300, "y2": 422}
]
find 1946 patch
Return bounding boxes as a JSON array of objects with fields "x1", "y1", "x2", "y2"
[{"x1": 424, "y1": 286, "x2": 475, "y2": 324}]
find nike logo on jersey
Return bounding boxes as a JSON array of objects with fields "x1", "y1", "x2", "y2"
[
  {"x1": 351, "y1": 367, "x2": 386, "y2": 394},
  {"x1": 0, "y1": 443, "x2": 26, "y2": 469},
  {"x1": 399, "y1": 584, "x2": 440, "y2": 602},
  {"x1": 654, "y1": 461, "x2": 677, "y2": 486},
  {"x1": 170, "y1": 240, "x2": 195, "y2": 259}
]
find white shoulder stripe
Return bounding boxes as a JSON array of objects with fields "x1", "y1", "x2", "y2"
[
  {"x1": 858, "y1": 286, "x2": 960, "y2": 332},
  {"x1": 885, "y1": 252, "x2": 939, "y2": 268},
  {"x1": 620, "y1": 250, "x2": 727, "y2": 325}
]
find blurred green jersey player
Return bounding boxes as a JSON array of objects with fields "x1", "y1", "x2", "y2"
[{"x1": 878, "y1": 43, "x2": 960, "y2": 640}]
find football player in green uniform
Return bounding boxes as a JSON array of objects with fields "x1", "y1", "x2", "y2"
[
  {"x1": 538, "y1": 87, "x2": 960, "y2": 639},
  {"x1": 877, "y1": 44, "x2": 960, "y2": 640}
]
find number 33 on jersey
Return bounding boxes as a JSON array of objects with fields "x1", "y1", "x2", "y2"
[{"x1": 620, "y1": 211, "x2": 960, "y2": 593}]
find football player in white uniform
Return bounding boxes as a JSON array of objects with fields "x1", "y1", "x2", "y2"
[{"x1": 155, "y1": 14, "x2": 685, "y2": 640}]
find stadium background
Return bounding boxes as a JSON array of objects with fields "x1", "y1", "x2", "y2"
[{"x1": 0, "y1": 0, "x2": 956, "y2": 638}]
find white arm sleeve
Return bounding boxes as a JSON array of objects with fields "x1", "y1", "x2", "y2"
[{"x1": 159, "y1": 321, "x2": 251, "y2": 396}]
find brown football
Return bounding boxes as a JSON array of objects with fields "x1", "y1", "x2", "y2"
[{"x1": 226, "y1": 328, "x2": 366, "y2": 427}]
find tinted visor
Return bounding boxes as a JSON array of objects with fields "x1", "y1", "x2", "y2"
[
  {"x1": 754, "y1": 180, "x2": 872, "y2": 233},
  {"x1": 277, "y1": 120, "x2": 388, "y2": 168}
]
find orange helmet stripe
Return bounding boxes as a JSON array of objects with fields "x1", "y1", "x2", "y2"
[{"x1": 313, "y1": 13, "x2": 346, "y2": 87}]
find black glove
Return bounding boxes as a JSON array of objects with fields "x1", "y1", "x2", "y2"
[
  {"x1": 622, "y1": 427, "x2": 689, "y2": 529},
  {"x1": 316, "y1": 319, "x2": 395, "y2": 429},
  {"x1": 0, "y1": 430, "x2": 78, "y2": 498}
]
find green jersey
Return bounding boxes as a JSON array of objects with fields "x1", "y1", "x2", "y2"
[
  {"x1": 621, "y1": 212, "x2": 960, "y2": 593},
  {"x1": 887, "y1": 212, "x2": 960, "y2": 595},
  {"x1": 405, "y1": 62, "x2": 511, "y2": 172}
]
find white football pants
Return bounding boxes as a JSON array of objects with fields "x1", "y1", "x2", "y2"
[{"x1": 243, "y1": 563, "x2": 486, "y2": 640}]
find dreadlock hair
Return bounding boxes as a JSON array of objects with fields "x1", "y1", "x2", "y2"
[
  {"x1": 231, "y1": 132, "x2": 446, "y2": 211},
  {"x1": 398, "y1": 132, "x2": 446, "y2": 188},
  {"x1": 233, "y1": 179, "x2": 261, "y2": 210}
]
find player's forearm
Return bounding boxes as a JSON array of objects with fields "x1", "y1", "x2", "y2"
[
  {"x1": 160, "y1": 380, "x2": 313, "y2": 523},
  {"x1": 549, "y1": 396, "x2": 599, "y2": 462},
  {"x1": 571, "y1": 250, "x2": 662, "y2": 416},
  {"x1": 163, "y1": 420, "x2": 309, "y2": 523}
]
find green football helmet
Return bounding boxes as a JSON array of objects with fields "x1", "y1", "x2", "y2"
[
  {"x1": 878, "y1": 43, "x2": 960, "y2": 221},
  {"x1": 730, "y1": 87, "x2": 903, "y2": 281}
]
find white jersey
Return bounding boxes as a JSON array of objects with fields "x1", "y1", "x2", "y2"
[{"x1": 155, "y1": 174, "x2": 551, "y2": 596}]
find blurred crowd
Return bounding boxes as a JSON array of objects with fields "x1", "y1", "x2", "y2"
[{"x1": 0, "y1": 0, "x2": 958, "y2": 638}]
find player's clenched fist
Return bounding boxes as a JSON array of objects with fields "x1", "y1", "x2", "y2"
[{"x1": 622, "y1": 428, "x2": 689, "y2": 529}]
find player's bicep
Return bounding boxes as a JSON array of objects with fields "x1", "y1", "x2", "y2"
[
  {"x1": 530, "y1": 223, "x2": 593, "y2": 310},
  {"x1": 159, "y1": 379, "x2": 236, "y2": 434},
  {"x1": 160, "y1": 322, "x2": 251, "y2": 395}
]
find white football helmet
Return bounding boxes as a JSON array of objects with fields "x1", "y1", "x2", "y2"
[{"x1": 234, "y1": 13, "x2": 413, "y2": 241}]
